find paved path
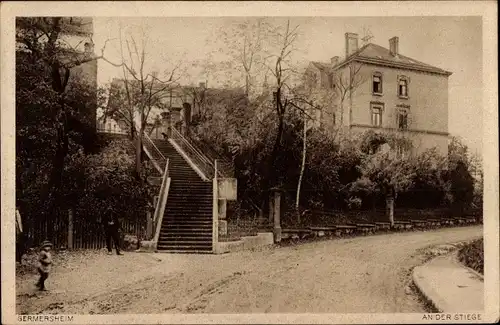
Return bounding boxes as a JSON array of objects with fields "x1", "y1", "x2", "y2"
[
  {"x1": 413, "y1": 251, "x2": 484, "y2": 312},
  {"x1": 16, "y1": 226, "x2": 482, "y2": 314}
]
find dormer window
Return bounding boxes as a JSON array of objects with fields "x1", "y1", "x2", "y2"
[
  {"x1": 372, "y1": 72, "x2": 383, "y2": 95},
  {"x1": 398, "y1": 76, "x2": 409, "y2": 98}
]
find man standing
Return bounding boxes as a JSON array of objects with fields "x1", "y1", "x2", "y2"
[{"x1": 102, "y1": 207, "x2": 123, "y2": 255}]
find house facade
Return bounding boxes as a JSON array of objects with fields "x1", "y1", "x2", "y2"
[{"x1": 305, "y1": 33, "x2": 452, "y2": 156}]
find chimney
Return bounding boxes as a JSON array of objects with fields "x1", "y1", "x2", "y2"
[
  {"x1": 389, "y1": 36, "x2": 399, "y2": 56},
  {"x1": 345, "y1": 33, "x2": 359, "y2": 58},
  {"x1": 330, "y1": 56, "x2": 340, "y2": 66}
]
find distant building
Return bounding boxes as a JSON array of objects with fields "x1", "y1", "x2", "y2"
[
  {"x1": 16, "y1": 17, "x2": 98, "y2": 130},
  {"x1": 304, "y1": 33, "x2": 452, "y2": 156},
  {"x1": 104, "y1": 79, "x2": 246, "y2": 138}
]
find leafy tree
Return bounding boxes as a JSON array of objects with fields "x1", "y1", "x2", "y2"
[
  {"x1": 63, "y1": 139, "x2": 155, "y2": 223},
  {"x1": 16, "y1": 17, "x2": 114, "y2": 234},
  {"x1": 398, "y1": 148, "x2": 448, "y2": 209},
  {"x1": 350, "y1": 131, "x2": 415, "y2": 225},
  {"x1": 446, "y1": 137, "x2": 475, "y2": 216}
]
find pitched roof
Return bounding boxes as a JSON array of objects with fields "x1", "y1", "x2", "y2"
[{"x1": 335, "y1": 43, "x2": 452, "y2": 76}]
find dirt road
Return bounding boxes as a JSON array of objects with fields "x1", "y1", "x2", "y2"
[{"x1": 16, "y1": 226, "x2": 482, "y2": 314}]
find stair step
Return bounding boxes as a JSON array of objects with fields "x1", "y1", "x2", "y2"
[
  {"x1": 162, "y1": 223, "x2": 213, "y2": 227},
  {"x1": 163, "y1": 215, "x2": 213, "y2": 219},
  {"x1": 167, "y1": 198, "x2": 212, "y2": 202},
  {"x1": 162, "y1": 230, "x2": 212, "y2": 234},
  {"x1": 165, "y1": 208, "x2": 212, "y2": 212},
  {"x1": 163, "y1": 216, "x2": 212, "y2": 219},
  {"x1": 160, "y1": 235, "x2": 212, "y2": 239},
  {"x1": 158, "y1": 238, "x2": 212, "y2": 242},
  {"x1": 160, "y1": 229, "x2": 212, "y2": 234},
  {"x1": 157, "y1": 244, "x2": 212, "y2": 249},
  {"x1": 156, "y1": 250, "x2": 213, "y2": 254},
  {"x1": 162, "y1": 227, "x2": 213, "y2": 232},
  {"x1": 163, "y1": 221, "x2": 213, "y2": 225},
  {"x1": 168, "y1": 192, "x2": 212, "y2": 196}
]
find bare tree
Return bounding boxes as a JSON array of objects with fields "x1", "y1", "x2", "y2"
[
  {"x1": 103, "y1": 24, "x2": 181, "y2": 176},
  {"x1": 333, "y1": 62, "x2": 367, "y2": 126},
  {"x1": 208, "y1": 18, "x2": 273, "y2": 97},
  {"x1": 265, "y1": 20, "x2": 301, "y2": 187}
]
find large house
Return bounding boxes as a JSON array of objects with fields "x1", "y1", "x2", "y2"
[{"x1": 304, "y1": 33, "x2": 452, "y2": 156}]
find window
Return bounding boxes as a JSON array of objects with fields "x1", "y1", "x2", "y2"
[
  {"x1": 371, "y1": 105, "x2": 383, "y2": 127},
  {"x1": 398, "y1": 77, "x2": 408, "y2": 97},
  {"x1": 398, "y1": 109, "x2": 408, "y2": 130},
  {"x1": 373, "y1": 73, "x2": 383, "y2": 95}
]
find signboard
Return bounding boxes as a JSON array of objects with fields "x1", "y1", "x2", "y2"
[{"x1": 218, "y1": 178, "x2": 237, "y2": 201}]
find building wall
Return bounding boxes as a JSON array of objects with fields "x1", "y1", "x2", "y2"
[{"x1": 348, "y1": 62, "x2": 449, "y2": 155}]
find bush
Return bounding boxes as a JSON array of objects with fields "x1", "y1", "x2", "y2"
[{"x1": 457, "y1": 239, "x2": 484, "y2": 275}]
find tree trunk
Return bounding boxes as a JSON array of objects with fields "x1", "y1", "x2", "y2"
[
  {"x1": 295, "y1": 116, "x2": 307, "y2": 224},
  {"x1": 135, "y1": 134, "x2": 142, "y2": 178},
  {"x1": 269, "y1": 115, "x2": 284, "y2": 185},
  {"x1": 339, "y1": 102, "x2": 344, "y2": 126}
]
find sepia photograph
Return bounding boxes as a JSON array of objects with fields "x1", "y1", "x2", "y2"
[{"x1": 1, "y1": 1, "x2": 498, "y2": 324}]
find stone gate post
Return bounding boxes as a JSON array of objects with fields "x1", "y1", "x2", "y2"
[{"x1": 271, "y1": 187, "x2": 283, "y2": 243}]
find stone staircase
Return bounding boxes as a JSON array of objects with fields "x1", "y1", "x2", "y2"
[{"x1": 152, "y1": 139, "x2": 213, "y2": 253}]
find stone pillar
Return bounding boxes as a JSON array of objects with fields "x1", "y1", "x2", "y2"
[
  {"x1": 386, "y1": 196, "x2": 394, "y2": 227},
  {"x1": 218, "y1": 199, "x2": 227, "y2": 236},
  {"x1": 272, "y1": 188, "x2": 282, "y2": 243}
]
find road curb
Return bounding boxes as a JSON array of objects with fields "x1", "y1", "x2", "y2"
[
  {"x1": 412, "y1": 250, "x2": 484, "y2": 313},
  {"x1": 412, "y1": 263, "x2": 447, "y2": 312}
]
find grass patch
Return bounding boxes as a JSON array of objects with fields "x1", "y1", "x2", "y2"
[{"x1": 457, "y1": 238, "x2": 484, "y2": 275}]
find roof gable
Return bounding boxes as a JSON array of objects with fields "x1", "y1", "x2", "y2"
[{"x1": 334, "y1": 43, "x2": 452, "y2": 76}]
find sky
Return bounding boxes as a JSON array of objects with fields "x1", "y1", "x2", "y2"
[{"x1": 93, "y1": 16, "x2": 483, "y2": 154}]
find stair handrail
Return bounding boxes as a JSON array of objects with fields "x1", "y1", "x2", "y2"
[
  {"x1": 152, "y1": 158, "x2": 170, "y2": 244},
  {"x1": 133, "y1": 120, "x2": 168, "y2": 173},
  {"x1": 171, "y1": 127, "x2": 212, "y2": 165},
  {"x1": 170, "y1": 127, "x2": 216, "y2": 179},
  {"x1": 142, "y1": 131, "x2": 167, "y2": 163},
  {"x1": 171, "y1": 127, "x2": 237, "y2": 179},
  {"x1": 185, "y1": 134, "x2": 235, "y2": 179}
]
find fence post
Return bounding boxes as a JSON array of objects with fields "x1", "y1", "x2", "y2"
[{"x1": 68, "y1": 209, "x2": 74, "y2": 250}]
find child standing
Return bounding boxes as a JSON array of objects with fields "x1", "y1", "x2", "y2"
[{"x1": 36, "y1": 240, "x2": 53, "y2": 291}]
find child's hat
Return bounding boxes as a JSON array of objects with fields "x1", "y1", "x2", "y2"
[{"x1": 40, "y1": 240, "x2": 53, "y2": 248}]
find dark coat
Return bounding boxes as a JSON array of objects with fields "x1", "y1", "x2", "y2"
[{"x1": 102, "y1": 211, "x2": 120, "y2": 230}]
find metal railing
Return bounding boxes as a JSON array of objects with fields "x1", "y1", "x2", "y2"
[
  {"x1": 170, "y1": 127, "x2": 219, "y2": 179},
  {"x1": 185, "y1": 133, "x2": 235, "y2": 179},
  {"x1": 170, "y1": 127, "x2": 236, "y2": 180},
  {"x1": 141, "y1": 131, "x2": 168, "y2": 174}
]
